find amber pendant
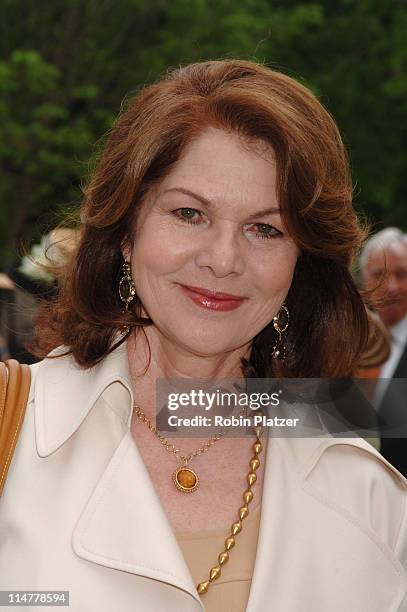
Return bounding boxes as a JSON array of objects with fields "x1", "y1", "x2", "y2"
[{"x1": 173, "y1": 466, "x2": 199, "y2": 493}]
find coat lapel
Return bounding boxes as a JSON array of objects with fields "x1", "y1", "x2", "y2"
[
  {"x1": 33, "y1": 341, "x2": 204, "y2": 610},
  {"x1": 71, "y1": 430, "x2": 203, "y2": 610},
  {"x1": 247, "y1": 433, "x2": 406, "y2": 612}
]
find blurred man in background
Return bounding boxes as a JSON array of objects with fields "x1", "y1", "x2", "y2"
[{"x1": 360, "y1": 227, "x2": 407, "y2": 476}]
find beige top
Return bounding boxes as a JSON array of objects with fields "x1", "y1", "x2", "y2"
[{"x1": 176, "y1": 503, "x2": 262, "y2": 612}]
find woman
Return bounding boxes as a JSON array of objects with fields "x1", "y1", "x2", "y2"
[{"x1": 1, "y1": 60, "x2": 406, "y2": 612}]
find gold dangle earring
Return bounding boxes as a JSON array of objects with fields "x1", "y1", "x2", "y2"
[
  {"x1": 272, "y1": 304, "x2": 289, "y2": 360},
  {"x1": 118, "y1": 261, "x2": 136, "y2": 333}
]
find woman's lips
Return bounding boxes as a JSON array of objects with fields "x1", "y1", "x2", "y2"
[{"x1": 177, "y1": 284, "x2": 247, "y2": 312}]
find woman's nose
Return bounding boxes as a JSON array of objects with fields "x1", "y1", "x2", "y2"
[{"x1": 194, "y1": 225, "x2": 246, "y2": 277}]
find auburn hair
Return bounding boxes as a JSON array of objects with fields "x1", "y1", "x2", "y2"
[{"x1": 31, "y1": 59, "x2": 370, "y2": 377}]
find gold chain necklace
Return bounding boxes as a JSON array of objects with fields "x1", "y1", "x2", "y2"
[
  {"x1": 133, "y1": 404, "x2": 229, "y2": 493},
  {"x1": 133, "y1": 402, "x2": 263, "y2": 596}
]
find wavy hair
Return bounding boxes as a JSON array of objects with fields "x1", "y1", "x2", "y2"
[{"x1": 31, "y1": 59, "x2": 370, "y2": 377}]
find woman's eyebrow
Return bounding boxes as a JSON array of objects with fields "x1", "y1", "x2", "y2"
[{"x1": 161, "y1": 187, "x2": 281, "y2": 221}]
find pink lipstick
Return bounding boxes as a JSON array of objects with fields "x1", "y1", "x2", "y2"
[{"x1": 178, "y1": 284, "x2": 247, "y2": 312}]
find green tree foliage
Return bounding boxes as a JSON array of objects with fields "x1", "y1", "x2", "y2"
[{"x1": 0, "y1": 0, "x2": 406, "y2": 264}]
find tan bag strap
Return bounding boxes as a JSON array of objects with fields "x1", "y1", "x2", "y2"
[{"x1": 0, "y1": 359, "x2": 31, "y2": 497}]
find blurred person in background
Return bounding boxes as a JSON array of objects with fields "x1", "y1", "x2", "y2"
[
  {"x1": 0, "y1": 229, "x2": 78, "y2": 363},
  {"x1": 360, "y1": 227, "x2": 407, "y2": 477}
]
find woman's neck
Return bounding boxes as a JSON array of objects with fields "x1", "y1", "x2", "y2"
[
  {"x1": 128, "y1": 326, "x2": 250, "y2": 379},
  {"x1": 126, "y1": 326, "x2": 250, "y2": 416}
]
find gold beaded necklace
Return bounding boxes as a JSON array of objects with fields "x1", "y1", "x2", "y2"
[
  {"x1": 132, "y1": 403, "x2": 263, "y2": 596},
  {"x1": 196, "y1": 428, "x2": 263, "y2": 596}
]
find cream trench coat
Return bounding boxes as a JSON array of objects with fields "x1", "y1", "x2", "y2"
[{"x1": 1, "y1": 341, "x2": 407, "y2": 612}]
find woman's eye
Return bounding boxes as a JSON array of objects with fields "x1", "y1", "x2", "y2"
[
  {"x1": 248, "y1": 223, "x2": 280, "y2": 240},
  {"x1": 172, "y1": 208, "x2": 203, "y2": 224},
  {"x1": 171, "y1": 210, "x2": 280, "y2": 240}
]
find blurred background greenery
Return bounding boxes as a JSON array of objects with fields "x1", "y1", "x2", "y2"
[{"x1": 1, "y1": 0, "x2": 406, "y2": 266}]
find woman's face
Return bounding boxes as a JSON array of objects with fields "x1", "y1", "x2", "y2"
[{"x1": 125, "y1": 128, "x2": 300, "y2": 357}]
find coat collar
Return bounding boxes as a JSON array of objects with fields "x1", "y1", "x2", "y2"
[
  {"x1": 32, "y1": 338, "x2": 407, "y2": 487},
  {"x1": 34, "y1": 339, "x2": 133, "y2": 457}
]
